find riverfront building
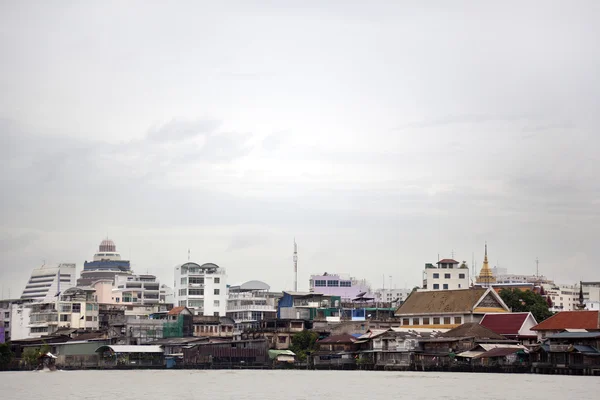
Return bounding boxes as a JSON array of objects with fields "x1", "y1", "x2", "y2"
[
  {"x1": 78, "y1": 239, "x2": 132, "y2": 286},
  {"x1": 173, "y1": 262, "x2": 228, "y2": 316},
  {"x1": 394, "y1": 287, "x2": 510, "y2": 329},
  {"x1": 421, "y1": 259, "x2": 470, "y2": 291},
  {"x1": 226, "y1": 280, "x2": 280, "y2": 329},
  {"x1": 20, "y1": 263, "x2": 77, "y2": 303},
  {"x1": 309, "y1": 273, "x2": 373, "y2": 301}
]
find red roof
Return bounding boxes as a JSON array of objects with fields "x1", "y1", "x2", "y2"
[
  {"x1": 532, "y1": 311, "x2": 600, "y2": 331},
  {"x1": 437, "y1": 259, "x2": 459, "y2": 264},
  {"x1": 167, "y1": 306, "x2": 188, "y2": 316},
  {"x1": 480, "y1": 313, "x2": 533, "y2": 336}
]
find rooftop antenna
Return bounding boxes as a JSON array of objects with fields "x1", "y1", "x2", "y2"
[
  {"x1": 451, "y1": 250, "x2": 454, "y2": 259},
  {"x1": 188, "y1": 249, "x2": 190, "y2": 261},
  {"x1": 293, "y1": 239, "x2": 298, "y2": 292},
  {"x1": 536, "y1": 257, "x2": 539, "y2": 278}
]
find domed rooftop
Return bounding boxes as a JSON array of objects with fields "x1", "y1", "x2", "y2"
[{"x1": 99, "y1": 239, "x2": 116, "y2": 252}]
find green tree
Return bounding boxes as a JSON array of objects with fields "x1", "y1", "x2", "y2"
[
  {"x1": 0, "y1": 343, "x2": 14, "y2": 369},
  {"x1": 289, "y1": 330, "x2": 318, "y2": 361},
  {"x1": 21, "y1": 343, "x2": 50, "y2": 367},
  {"x1": 499, "y1": 288, "x2": 553, "y2": 322}
]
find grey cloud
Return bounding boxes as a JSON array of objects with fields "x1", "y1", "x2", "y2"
[{"x1": 147, "y1": 119, "x2": 221, "y2": 142}]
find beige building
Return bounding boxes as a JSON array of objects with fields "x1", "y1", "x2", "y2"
[{"x1": 395, "y1": 287, "x2": 510, "y2": 329}]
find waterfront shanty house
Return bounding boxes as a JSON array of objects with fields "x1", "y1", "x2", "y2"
[
  {"x1": 530, "y1": 331, "x2": 600, "y2": 375},
  {"x1": 53, "y1": 339, "x2": 109, "y2": 368},
  {"x1": 183, "y1": 338, "x2": 269, "y2": 367},
  {"x1": 479, "y1": 312, "x2": 539, "y2": 345},
  {"x1": 192, "y1": 315, "x2": 239, "y2": 340},
  {"x1": 244, "y1": 319, "x2": 307, "y2": 350},
  {"x1": 149, "y1": 337, "x2": 209, "y2": 357},
  {"x1": 455, "y1": 343, "x2": 529, "y2": 369},
  {"x1": 268, "y1": 349, "x2": 296, "y2": 365},
  {"x1": 313, "y1": 333, "x2": 361, "y2": 369},
  {"x1": 394, "y1": 288, "x2": 510, "y2": 329},
  {"x1": 355, "y1": 328, "x2": 441, "y2": 369},
  {"x1": 96, "y1": 344, "x2": 164, "y2": 367},
  {"x1": 416, "y1": 322, "x2": 514, "y2": 368},
  {"x1": 531, "y1": 310, "x2": 600, "y2": 341}
]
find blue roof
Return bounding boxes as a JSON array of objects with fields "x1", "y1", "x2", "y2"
[
  {"x1": 350, "y1": 333, "x2": 363, "y2": 338},
  {"x1": 573, "y1": 345, "x2": 600, "y2": 354},
  {"x1": 547, "y1": 332, "x2": 600, "y2": 339}
]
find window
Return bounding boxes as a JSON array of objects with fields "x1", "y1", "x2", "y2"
[
  {"x1": 433, "y1": 273, "x2": 439, "y2": 279},
  {"x1": 86, "y1": 304, "x2": 93, "y2": 311},
  {"x1": 72, "y1": 303, "x2": 81, "y2": 313},
  {"x1": 178, "y1": 300, "x2": 186, "y2": 306},
  {"x1": 433, "y1": 284, "x2": 439, "y2": 290},
  {"x1": 189, "y1": 289, "x2": 204, "y2": 296},
  {"x1": 189, "y1": 277, "x2": 204, "y2": 285},
  {"x1": 458, "y1": 284, "x2": 462, "y2": 288},
  {"x1": 433, "y1": 317, "x2": 440, "y2": 324},
  {"x1": 188, "y1": 300, "x2": 204, "y2": 308},
  {"x1": 214, "y1": 312, "x2": 220, "y2": 317},
  {"x1": 327, "y1": 280, "x2": 339, "y2": 287},
  {"x1": 86, "y1": 316, "x2": 93, "y2": 322},
  {"x1": 4, "y1": 312, "x2": 9, "y2": 318},
  {"x1": 423, "y1": 318, "x2": 430, "y2": 325},
  {"x1": 278, "y1": 336, "x2": 287, "y2": 344},
  {"x1": 402, "y1": 318, "x2": 410, "y2": 326},
  {"x1": 179, "y1": 289, "x2": 187, "y2": 296},
  {"x1": 340, "y1": 281, "x2": 351, "y2": 287},
  {"x1": 181, "y1": 277, "x2": 187, "y2": 285},
  {"x1": 214, "y1": 289, "x2": 220, "y2": 295},
  {"x1": 214, "y1": 300, "x2": 220, "y2": 307},
  {"x1": 444, "y1": 273, "x2": 451, "y2": 279},
  {"x1": 444, "y1": 317, "x2": 451, "y2": 325},
  {"x1": 314, "y1": 280, "x2": 326, "y2": 287},
  {"x1": 60, "y1": 314, "x2": 69, "y2": 322},
  {"x1": 412, "y1": 318, "x2": 419, "y2": 325},
  {"x1": 459, "y1": 273, "x2": 465, "y2": 279},
  {"x1": 93, "y1": 316, "x2": 97, "y2": 321},
  {"x1": 214, "y1": 277, "x2": 220, "y2": 284},
  {"x1": 443, "y1": 284, "x2": 449, "y2": 290},
  {"x1": 454, "y1": 316, "x2": 462, "y2": 324}
]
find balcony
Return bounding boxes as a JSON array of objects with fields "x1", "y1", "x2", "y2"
[{"x1": 226, "y1": 304, "x2": 276, "y2": 312}]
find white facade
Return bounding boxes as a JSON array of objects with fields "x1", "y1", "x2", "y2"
[
  {"x1": 28, "y1": 287, "x2": 99, "y2": 338},
  {"x1": 421, "y1": 260, "x2": 470, "y2": 291},
  {"x1": 582, "y1": 282, "x2": 600, "y2": 311},
  {"x1": 374, "y1": 288, "x2": 412, "y2": 304},
  {"x1": 10, "y1": 302, "x2": 32, "y2": 340},
  {"x1": 174, "y1": 262, "x2": 228, "y2": 316},
  {"x1": 543, "y1": 283, "x2": 578, "y2": 312},
  {"x1": 226, "y1": 280, "x2": 279, "y2": 327},
  {"x1": 496, "y1": 274, "x2": 553, "y2": 285},
  {"x1": 20, "y1": 263, "x2": 77, "y2": 302}
]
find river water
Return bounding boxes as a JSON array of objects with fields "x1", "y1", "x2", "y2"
[{"x1": 1, "y1": 370, "x2": 598, "y2": 399}]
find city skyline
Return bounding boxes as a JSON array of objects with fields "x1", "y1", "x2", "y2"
[{"x1": 1, "y1": 2, "x2": 599, "y2": 298}]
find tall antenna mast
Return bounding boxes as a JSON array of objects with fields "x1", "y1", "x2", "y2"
[
  {"x1": 536, "y1": 257, "x2": 539, "y2": 278},
  {"x1": 293, "y1": 239, "x2": 298, "y2": 292}
]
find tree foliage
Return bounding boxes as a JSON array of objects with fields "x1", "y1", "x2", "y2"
[
  {"x1": 21, "y1": 343, "x2": 50, "y2": 367},
  {"x1": 0, "y1": 343, "x2": 14, "y2": 369},
  {"x1": 499, "y1": 288, "x2": 553, "y2": 322},
  {"x1": 289, "y1": 330, "x2": 318, "y2": 361}
]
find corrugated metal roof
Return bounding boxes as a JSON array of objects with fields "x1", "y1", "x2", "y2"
[
  {"x1": 547, "y1": 331, "x2": 600, "y2": 339},
  {"x1": 456, "y1": 350, "x2": 484, "y2": 358},
  {"x1": 95, "y1": 345, "x2": 163, "y2": 353}
]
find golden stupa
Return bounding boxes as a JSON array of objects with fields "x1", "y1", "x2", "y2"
[{"x1": 476, "y1": 243, "x2": 496, "y2": 286}]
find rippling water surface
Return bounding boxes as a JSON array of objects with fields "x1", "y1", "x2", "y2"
[{"x1": 1, "y1": 370, "x2": 599, "y2": 400}]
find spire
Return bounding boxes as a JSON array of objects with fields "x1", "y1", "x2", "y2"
[
  {"x1": 577, "y1": 281, "x2": 586, "y2": 310},
  {"x1": 476, "y1": 241, "x2": 496, "y2": 287}
]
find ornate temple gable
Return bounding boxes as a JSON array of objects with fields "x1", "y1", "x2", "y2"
[{"x1": 477, "y1": 292, "x2": 504, "y2": 309}]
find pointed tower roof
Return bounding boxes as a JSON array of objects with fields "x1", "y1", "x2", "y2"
[{"x1": 476, "y1": 243, "x2": 496, "y2": 286}]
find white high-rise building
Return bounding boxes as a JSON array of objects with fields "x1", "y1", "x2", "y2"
[
  {"x1": 421, "y1": 259, "x2": 470, "y2": 291},
  {"x1": 542, "y1": 283, "x2": 578, "y2": 312},
  {"x1": 374, "y1": 288, "x2": 412, "y2": 305},
  {"x1": 582, "y1": 282, "x2": 600, "y2": 311},
  {"x1": 21, "y1": 263, "x2": 77, "y2": 303},
  {"x1": 174, "y1": 262, "x2": 227, "y2": 316}
]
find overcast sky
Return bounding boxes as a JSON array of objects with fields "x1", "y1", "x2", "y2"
[{"x1": 1, "y1": 1, "x2": 599, "y2": 298}]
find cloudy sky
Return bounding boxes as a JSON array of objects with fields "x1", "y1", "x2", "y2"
[{"x1": 1, "y1": 1, "x2": 599, "y2": 298}]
